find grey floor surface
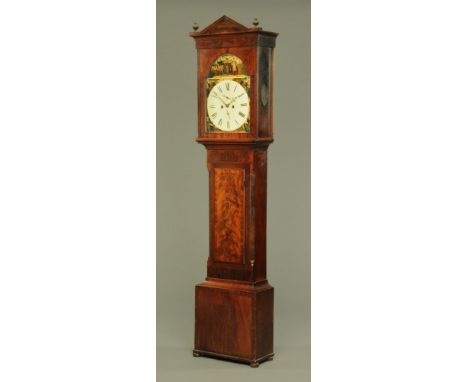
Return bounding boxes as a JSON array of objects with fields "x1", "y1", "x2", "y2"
[{"x1": 157, "y1": 342, "x2": 309, "y2": 382}]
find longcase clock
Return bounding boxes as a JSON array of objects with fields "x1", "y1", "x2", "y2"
[{"x1": 190, "y1": 15, "x2": 278, "y2": 368}]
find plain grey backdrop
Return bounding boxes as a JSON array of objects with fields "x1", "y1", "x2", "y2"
[{"x1": 157, "y1": 0, "x2": 310, "y2": 380}]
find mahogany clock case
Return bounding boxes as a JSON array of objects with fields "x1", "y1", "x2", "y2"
[{"x1": 191, "y1": 16, "x2": 278, "y2": 367}]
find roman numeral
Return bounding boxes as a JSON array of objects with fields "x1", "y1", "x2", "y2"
[
  {"x1": 211, "y1": 112, "x2": 217, "y2": 118},
  {"x1": 239, "y1": 112, "x2": 245, "y2": 118},
  {"x1": 225, "y1": 82, "x2": 230, "y2": 91},
  {"x1": 240, "y1": 103, "x2": 247, "y2": 106},
  {"x1": 234, "y1": 85, "x2": 238, "y2": 92},
  {"x1": 218, "y1": 118, "x2": 223, "y2": 126},
  {"x1": 218, "y1": 86, "x2": 223, "y2": 92}
]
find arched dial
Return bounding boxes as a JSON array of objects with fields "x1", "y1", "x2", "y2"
[{"x1": 207, "y1": 79, "x2": 250, "y2": 132}]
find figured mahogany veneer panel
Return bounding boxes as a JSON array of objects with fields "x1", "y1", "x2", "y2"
[
  {"x1": 194, "y1": 281, "x2": 274, "y2": 363},
  {"x1": 213, "y1": 168, "x2": 245, "y2": 264},
  {"x1": 195, "y1": 285, "x2": 253, "y2": 358}
]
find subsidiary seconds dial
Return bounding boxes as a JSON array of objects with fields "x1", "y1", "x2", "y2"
[{"x1": 207, "y1": 79, "x2": 250, "y2": 132}]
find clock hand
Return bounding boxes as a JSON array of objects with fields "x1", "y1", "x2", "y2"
[
  {"x1": 213, "y1": 94, "x2": 229, "y2": 107},
  {"x1": 226, "y1": 94, "x2": 243, "y2": 106}
]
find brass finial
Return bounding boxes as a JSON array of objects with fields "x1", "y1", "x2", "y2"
[
  {"x1": 192, "y1": 22, "x2": 199, "y2": 31},
  {"x1": 252, "y1": 18, "x2": 259, "y2": 27}
]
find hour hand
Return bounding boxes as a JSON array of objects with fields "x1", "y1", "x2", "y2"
[
  {"x1": 226, "y1": 94, "x2": 242, "y2": 106},
  {"x1": 213, "y1": 94, "x2": 229, "y2": 106}
]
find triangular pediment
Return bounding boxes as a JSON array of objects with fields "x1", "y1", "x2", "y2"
[{"x1": 198, "y1": 15, "x2": 249, "y2": 35}]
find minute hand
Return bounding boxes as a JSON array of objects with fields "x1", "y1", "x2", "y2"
[
  {"x1": 226, "y1": 94, "x2": 244, "y2": 106},
  {"x1": 213, "y1": 94, "x2": 229, "y2": 106}
]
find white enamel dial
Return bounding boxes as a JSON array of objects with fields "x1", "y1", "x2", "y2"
[{"x1": 207, "y1": 79, "x2": 250, "y2": 132}]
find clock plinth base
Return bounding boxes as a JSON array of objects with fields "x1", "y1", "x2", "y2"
[
  {"x1": 194, "y1": 279, "x2": 274, "y2": 366},
  {"x1": 191, "y1": 349, "x2": 274, "y2": 367}
]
